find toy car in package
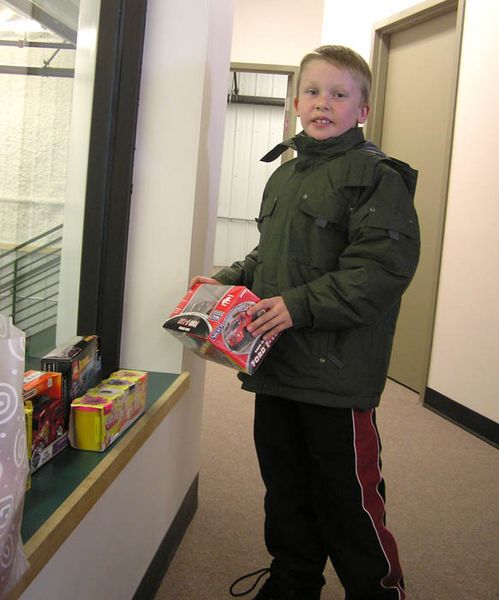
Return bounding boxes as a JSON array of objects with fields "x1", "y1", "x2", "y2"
[
  {"x1": 23, "y1": 370, "x2": 68, "y2": 473},
  {"x1": 163, "y1": 283, "x2": 279, "y2": 374},
  {"x1": 41, "y1": 335, "x2": 101, "y2": 426}
]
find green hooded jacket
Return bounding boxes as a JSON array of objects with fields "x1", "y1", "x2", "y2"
[{"x1": 214, "y1": 126, "x2": 420, "y2": 409}]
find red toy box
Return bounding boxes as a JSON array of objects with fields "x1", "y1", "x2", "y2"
[
  {"x1": 23, "y1": 370, "x2": 68, "y2": 472},
  {"x1": 163, "y1": 284, "x2": 278, "y2": 374}
]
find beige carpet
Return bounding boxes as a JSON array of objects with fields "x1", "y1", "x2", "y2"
[{"x1": 156, "y1": 361, "x2": 499, "y2": 600}]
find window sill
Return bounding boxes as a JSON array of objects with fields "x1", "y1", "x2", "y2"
[{"x1": 8, "y1": 371, "x2": 190, "y2": 600}]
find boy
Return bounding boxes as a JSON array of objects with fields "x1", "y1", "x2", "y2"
[{"x1": 193, "y1": 45, "x2": 419, "y2": 600}]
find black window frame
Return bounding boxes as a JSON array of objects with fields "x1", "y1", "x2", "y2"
[{"x1": 77, "y1": 0, "x2": 148, "y2": 375}]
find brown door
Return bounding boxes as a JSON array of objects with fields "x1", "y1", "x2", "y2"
[{"x1": 368, "y1": 3, "x2": 462, "y2": 393}]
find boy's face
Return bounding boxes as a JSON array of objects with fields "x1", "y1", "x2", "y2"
[{"x1": 294, "y1": 58, "x2": 369, "y2": 140}]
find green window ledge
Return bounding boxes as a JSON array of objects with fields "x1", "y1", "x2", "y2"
[{"x1": 10, "y1": 371, "x2": 190, "y2": 600}]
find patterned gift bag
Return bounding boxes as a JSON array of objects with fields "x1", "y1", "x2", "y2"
[{"x1": 0, "y1": 314, "x2": 29, "y2": 596}]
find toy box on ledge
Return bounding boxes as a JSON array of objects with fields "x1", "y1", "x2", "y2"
[
  {"x1": 41, "y1": 335, "x2": 101, "y2": 426},
  {"x1": 69, "y1": 370, "x2": 148, "y2": 452},
  {"x1": 23, "y1": 370, "x2": 67, "y2": 473},
  {"x1": 163, "y1": 284, "x2": 279, "y2": 374}
]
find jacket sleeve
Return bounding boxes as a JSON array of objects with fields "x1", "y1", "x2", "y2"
[
  {"x1": 282, "y1": 162, "x2": 420, "y2": 330},
  {"x1": 213, "y1": 247, "x2": 259, "y2": 288}
]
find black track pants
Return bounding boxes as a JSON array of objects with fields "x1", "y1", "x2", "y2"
[{"x1": 254, "y1": 394, "x2": 405, "y2": 600}]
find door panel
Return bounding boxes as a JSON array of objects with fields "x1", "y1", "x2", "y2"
[{"x1": 379, "y1": 10, "x2": 457, "y2": 392}]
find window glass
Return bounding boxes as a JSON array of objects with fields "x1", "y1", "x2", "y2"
[{"x1": 0, "y1": 0, "x2": 98, "y2": 367}]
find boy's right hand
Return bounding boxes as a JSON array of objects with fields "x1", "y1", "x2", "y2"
[{"x1": 189, "y1": 275, "x2": 219, "y2": 289}]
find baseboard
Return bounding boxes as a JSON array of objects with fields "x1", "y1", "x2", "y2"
[
  {"x1": 423, "y1": 388, "x2": 499, "y2": 448},
  {"x1": 133, "y1": 474, "x2": 199, "y2": 599}
]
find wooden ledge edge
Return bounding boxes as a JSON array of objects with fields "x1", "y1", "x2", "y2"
[{"x1": 7, "y1": 371, "x2": 190, "y2": 600}]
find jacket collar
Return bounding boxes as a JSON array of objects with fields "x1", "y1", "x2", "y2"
[{"x1": 260, "y1": 127, "x2": 366, "y2": 164}]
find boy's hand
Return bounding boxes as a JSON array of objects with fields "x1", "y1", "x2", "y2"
[
  {"x1": 189, "y1": 275, "x2": 219, "y2": 289},
  {"x1": 246, "y1": 296, "x2": 293, "y2": 340}
]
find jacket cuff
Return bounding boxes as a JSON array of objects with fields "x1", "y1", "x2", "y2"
[
  {"x1": 282, "y1": 286, "x2": 312, "y2": 329},
  {"x1": 212, "y1": 266, "x2": 242, "y2": 285}
]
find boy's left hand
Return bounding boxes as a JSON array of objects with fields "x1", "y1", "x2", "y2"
[{"x1": 246, "y1": 296, "x2": 293, "y2": 340}]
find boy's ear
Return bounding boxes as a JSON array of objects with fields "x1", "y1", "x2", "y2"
[
  {"x1": 293, "y1": 96, "x2": 299, "y2": 115},
  {"x1": 358, "y1": 103, "x2": 370, "y2": 124}
]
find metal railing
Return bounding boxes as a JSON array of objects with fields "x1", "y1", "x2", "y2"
[{"x1": 0, "y1": 224, "x2": 63, "y2": 338}]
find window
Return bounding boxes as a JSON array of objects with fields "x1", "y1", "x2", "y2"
[
  {"x1": 0, "y1": 0, "x2": 80, "y2": 366},
  {"x1": 0, "y1": 0, "x2": 147, "y2": 374}
]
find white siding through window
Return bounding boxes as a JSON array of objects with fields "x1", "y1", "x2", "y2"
[{"x1": 214, "y1": 72, "x2": 288, "y2": 267}]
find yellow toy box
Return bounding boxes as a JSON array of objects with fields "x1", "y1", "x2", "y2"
[
  {"x1": 70, "y1": 370, "x2": 148, "y2": 452},
  {"x1": 105, "y1": 369, "x2": 148, "y2": 418}
]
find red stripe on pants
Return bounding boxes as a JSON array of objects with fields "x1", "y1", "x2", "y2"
[{"x1": 352, "y1": 409, "x2": 405, "y2": 600}]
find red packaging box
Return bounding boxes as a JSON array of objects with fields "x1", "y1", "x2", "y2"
[
  {"x1": 163, "y1": 284, "x2": 278, "y2": 374},
  {"x1": 23, "y1": 370, "x2": 68, "y2": 472}
]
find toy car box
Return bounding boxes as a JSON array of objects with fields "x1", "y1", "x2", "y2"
[
  {"x1": 41, "y1": 335, "x2": 101, "y2": 426},
  {"x1": 69, "y1": 370, "x2": 148, "y2": 452},
  {"x1": 24, "y1": 401, "x2": 32, "y2": 489},
  {"x1": 163, "y1": 284, "x2": 279, "y2": 374},
  {"x1": 23, "y1": 370, "x2": 68, "y2": 473},
  {"x1": 104, "y1": 369, "x2": 148, "y2": 415}
]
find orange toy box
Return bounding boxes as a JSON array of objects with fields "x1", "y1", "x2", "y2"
[
  {"x1": 69, "y1": 370, "x2": 148, "y2": 452},
  {"x1": 23, "y1": 370, "x2": 68, "y2": 472},
  {"x1": 163, "y1": 284, "x2": 279, "y2": 374}
]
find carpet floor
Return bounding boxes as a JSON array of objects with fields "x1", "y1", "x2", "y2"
[{"x1": 156, "y1": 361, "x2": 499, "y2": 599}]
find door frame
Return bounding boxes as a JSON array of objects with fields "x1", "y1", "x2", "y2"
[
  {"x1": 367, "y1": 0, "x2": 465, "y2": 145},
  {"x1": 230, "y1": 62, "x2": 299, "y2": 162},
  {"x1": 77, "y1": 0, "x2": 148, "y2": 375},
  {"x1": 215, "y1": 62, "x2": 299, "y2": 267},
  {"x1": 365, "y1": 0, "x2": 466, "y2": 395}
]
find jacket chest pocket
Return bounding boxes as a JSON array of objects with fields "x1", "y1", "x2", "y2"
[
  {"x1": 256, "y1": 195, "x2": 277, "y2": 231},
  {"x1": 255, "y1": 194, "x2": 279, "y2": 261},
  {"x1": 290, "y1": 193, "x2": 349, "y2": 271}
]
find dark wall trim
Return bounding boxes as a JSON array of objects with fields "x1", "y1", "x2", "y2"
[
  {"x1": 0, "y1": 40, "x2": 75, "y2": 49},
  {"x1": 0, "y1": 65, "x2": 74, "y2": 77},
  {"x1": 133, "y1": 475, "x2": 199, "y2": 599},
  {"x1": 424, "y1": 387, "x2": 499, "y2": 448},
  {"x1": 78, "y1": 0, "x2": 148, "y2": 374},
  {"x1": 228, "y1": 94, "x2": 285, "y2": 107}
]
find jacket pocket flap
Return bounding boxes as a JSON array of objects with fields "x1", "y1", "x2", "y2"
[
  {"x1": 299, "y1": 195, "x2": 347, "y2": 227},
  {"x1": 258, "y1": 195, "x2": 278, "y2": 219},
  {"x1": 366, "y1": 207, "x2": 418, "y2": 239}
]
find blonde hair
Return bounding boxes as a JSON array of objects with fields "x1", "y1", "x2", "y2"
[{"x1": 297, "y1": 45, "x2": 372, "y2": 105}]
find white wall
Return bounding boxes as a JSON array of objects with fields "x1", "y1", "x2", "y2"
[
  {"x1": 427, "y1": 0, "x2": 499, "y2": 422},
  {"x1": 21, "y1": 386, "x2": 198, "y2": 599},
  {"x1": 119, "y1": 0, "x2": 208, "y2": 373},
  {"x1": 186, "y1": 0, "x2": 236, "y2": 283},
  {"x1": 321, "y1": 0, "x2": 418, "y2": 61},
  {"x1": 231, "y1": 0, "x2": 324, "y2": 66},
  {"x1": 118, "y1": 0, "x2": 234, "y2": 569},
  {"x1": 181, "y1": 0, "x2": 235, "y2": 468},
  {"x1": 120, "y1": 0, "x2": 233, "y2": 374}
]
